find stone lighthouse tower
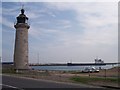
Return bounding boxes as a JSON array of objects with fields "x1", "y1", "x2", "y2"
[{"x1": 14, "y1": 8, "x2": 30, "y2": 70}]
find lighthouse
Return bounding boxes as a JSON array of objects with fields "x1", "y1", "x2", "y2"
[{"x1": 14, "y1": 8, "x2": 30, "y2": 70}]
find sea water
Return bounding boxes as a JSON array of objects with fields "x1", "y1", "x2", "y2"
[{"x1": 31, "y1": 65, "x2": 116, "y2": 71}]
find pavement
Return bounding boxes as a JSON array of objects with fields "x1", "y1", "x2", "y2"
[{"x1": 1, "y1": 75, "x2": 113, "y2": 90}]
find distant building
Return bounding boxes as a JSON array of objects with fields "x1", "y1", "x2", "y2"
[{"x1": 95, "y1": 58, "x2": 104, "y2": 64}]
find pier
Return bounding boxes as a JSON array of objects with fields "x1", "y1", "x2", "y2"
[
  {"x1": 29, "y1": 62, "x2": 119, "y2": 66},
  {"x1": 2, "y1": 62, "x2": 119, "y2": 66}
]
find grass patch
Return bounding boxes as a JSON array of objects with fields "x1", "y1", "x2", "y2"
[
  {"x1": 2, "y1": 68, "x2": 16, "y2": 74},
  {"x1": 2, "y1": 68, "x2": 51, "y2": 77},
  {"x1": 70, "y1": 76, "x2": 119, "y2": 84}
]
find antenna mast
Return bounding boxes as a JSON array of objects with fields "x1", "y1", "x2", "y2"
[
  {"x1": 22, "y1": 4, "x2": 24, "y2": 9},
  {"x1": 19, "y1": 0, "x2": 24, "y2": 9},
  {"x1": 37, "y1": 52, "x2": 39, "y2": 64}
]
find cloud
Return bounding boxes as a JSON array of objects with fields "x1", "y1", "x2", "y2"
[
  {"x1": 2, "y1": 17, "x2": 14, "y2": 29},
  {"x1": 2, "y1": 7, "x2": 19, "y2": 16},
  {"x1": 47, "y1": 11, "x2": 56, "y2": 17},
  {"x1": 2, "y1": 2, "x2": 118, "y2": 63},
  {"x1": 1, "y1": 0, "x2": 119, "y2": 2},
  {"x1": 45, "y1": 2, "x2": 118, "y2": 45},
  {"x1": 30, "y1": 2, "x2": 117, "y2": 63},
  {"x1": 53, "y1": 20, "x2": 72, "y2": 29},
  {"x1": 35, "y1": 2, "x2": 118, "y2": 63}
]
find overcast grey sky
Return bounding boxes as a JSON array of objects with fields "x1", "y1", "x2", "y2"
[{"x1": 1, "y1": 0, "x2": 118, "y2": 63}]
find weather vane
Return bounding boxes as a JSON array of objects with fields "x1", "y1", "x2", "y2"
[{"x1": 22, "y1": 4, "x2": 24, "y2": 9}]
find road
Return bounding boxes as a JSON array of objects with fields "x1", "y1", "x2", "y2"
[{"x1": 2, "y1": 75, "x2": 107, "y2": 90}]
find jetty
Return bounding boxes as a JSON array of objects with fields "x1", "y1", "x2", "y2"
[
  {"x1": 2, "y1": 62, "x2": 119, "y2": 66},
  {"x1": 29, "y1": 62, "x2": 119, "y2": 66}
]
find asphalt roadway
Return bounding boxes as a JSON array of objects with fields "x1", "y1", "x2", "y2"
[{"x1": 1, "y1": 75, "x2": 111, "y2": 90}]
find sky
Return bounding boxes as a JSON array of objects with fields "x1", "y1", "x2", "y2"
[{"x1": 1, "y1": 1, "x2": 118, "y2": 64}]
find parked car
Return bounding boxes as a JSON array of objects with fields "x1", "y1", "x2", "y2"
[
  {"x1": 91, "y1": 67, "x2": 99, "y2": 72},
  {"x1": 82, "y1": 67, "x2": 99, "y2": 73}
]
